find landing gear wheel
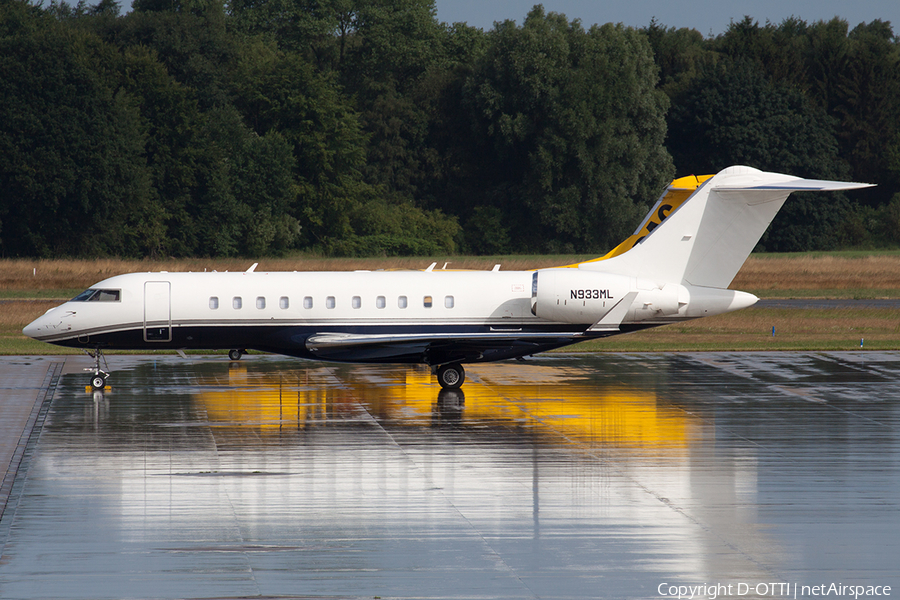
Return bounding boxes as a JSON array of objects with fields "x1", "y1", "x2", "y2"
[
  {"x1": 228, "y1": 349, "x2": 244, "y2": 361},
  {"x1": 90, "y1": 375, "x2": 106, "y2": 390},
  {"x1": 436, "y1": 363, "x2": 465, "y2": 389},
  {"x1": 84, "y1": 348, "x2": 110, "y2": 391}
]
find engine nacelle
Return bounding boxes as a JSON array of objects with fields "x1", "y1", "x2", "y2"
[
  {"x1": 532, "y1": 270, "x2": 692, "y2": 324},
  {"x1": 630, "y1": 282, "x2": 689, "y2": 321},
  {"x1": 531, "y1": 270, "x2": 634, "y2": 324}
]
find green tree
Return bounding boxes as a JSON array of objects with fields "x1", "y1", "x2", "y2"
[
  {"x1": 113, "y1": 0, "x2": 238, "y2": 110},
  {"x1": 667, "y1": 58, "x2": 852, "y2": 250},
  {"x1": 643, "y1": 19, "x2": 716, "y2": 98},
  {"x1": 228, "y1": 0, "x2": 359, "y2": 70},
  {"x1": 459, "y1": 7, "x2": 673, "y2": 253},
  {"x1": 0, "y1": 7, "x2": 154, "y2": 257},
  {"x1": 230, "y1": 45, "x2": 372, "y2": 249},
  {"x1": 835, "y1": 21, "x2": 900, "y2": 206}
]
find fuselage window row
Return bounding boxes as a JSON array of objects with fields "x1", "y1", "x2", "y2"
[{"x1": 207, "y1": 295, "x2": 455, "y2": 311}]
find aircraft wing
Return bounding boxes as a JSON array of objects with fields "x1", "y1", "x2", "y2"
[
  {"x1": 305, "y1": 331, "x2": 588, "y2": 350},
  {"x1": 304, "y1": 330, "x2": 590, "y2": 364}
]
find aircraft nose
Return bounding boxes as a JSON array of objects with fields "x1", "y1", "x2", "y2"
[
  {"x1": 23, "y1": 307, "x2": 64, "y2": 340},
  {"x1": 23, "y1": 316, "x2": 44, "y2": 339}
]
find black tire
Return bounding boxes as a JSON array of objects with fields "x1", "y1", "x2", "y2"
[
  {"x1": 436, "y1": 363, "x2": 465, "y2": 389},
  {"x1": 90, "y1": 375, "x2": 105, "y2": 390},
  {"x1": 228, "y1": 349, "x2": 243, "y2": 361}
]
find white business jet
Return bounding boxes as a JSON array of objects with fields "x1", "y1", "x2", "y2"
[{"x1": 24, "y1": 166, "x2": 872, "y2": 390}]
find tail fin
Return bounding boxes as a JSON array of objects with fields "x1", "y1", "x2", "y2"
[{"x1": 577, "y1": 166, "x2": 874, "y2": 289}]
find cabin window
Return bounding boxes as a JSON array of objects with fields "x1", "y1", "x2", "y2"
[
  {"x1": 398, "y1": 296, "x2": 408, "y2": 309},
  {"x1": 423, "y1": 295, "x2": 433, "y2": 308},
  {"x1": 280, "y1": 296, "x2": 289, "y2": 309},
  {"x1": 304, "y1": 296, "x2": 313, "y2": 309},
  {"x1": 445, "y1": 295, "x2": 454, "y2": 308},
  {"x1": 233, "y1": 297, "x2": 242, "y2": 309},
  {"x1": 72, "y1": 289, "x2": 120, "y2": 302},
  {"x1": 256, "y1": 296, "x2": 266, "y2": 309},
  {"x1": 352, "y1": 296, "x2": 361, "y2": 309},
  {"x1": 376, "y1": 296, "x2": 386, "y2": 309},
  {"x1": 209, "y1": 297, "x2": 219, "y2": 309},
  {"x1": 326, "y1": 296, "x2": 336, "y2": 309}
]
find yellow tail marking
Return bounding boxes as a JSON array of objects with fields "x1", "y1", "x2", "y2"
[{"x1": 558, "y1": 174, "x2": 712, "y2": 268}]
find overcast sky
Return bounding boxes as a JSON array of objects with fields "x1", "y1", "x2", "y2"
[{"x1": 434, "y1": 0, "x2": 899, "y2": 36}]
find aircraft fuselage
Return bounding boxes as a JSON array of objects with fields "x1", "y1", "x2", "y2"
[{"x1": 22, "y1": 269, "x2": 750, "y2": 366}]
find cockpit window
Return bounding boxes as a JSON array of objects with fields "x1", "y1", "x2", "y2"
[
  {"x1": 71, "y1": 289, "x2": 121, "y2": 302},
  {"x1": 72, "y1": 289, "x2": 97, "y2": 301}
]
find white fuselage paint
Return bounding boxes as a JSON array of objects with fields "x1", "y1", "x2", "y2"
[{"x1": 26, "y1": 270, "x2": 531, "y2": 339}]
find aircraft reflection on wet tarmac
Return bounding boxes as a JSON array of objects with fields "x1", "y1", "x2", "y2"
[
  {"x1": 193, "y1": 359, "x2": 696, "y2": 449},
  {"x1": 2, "y1": 353, "x2": 899, "y2": 599}
]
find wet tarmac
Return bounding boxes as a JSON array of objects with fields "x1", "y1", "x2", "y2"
[{"x1": 1, "y1": 352, "x2": 899, "y2": 600}]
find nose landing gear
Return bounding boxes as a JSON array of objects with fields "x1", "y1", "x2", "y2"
[{"x1": 84, "y1": 349, "x2": 110, "y2": 390}]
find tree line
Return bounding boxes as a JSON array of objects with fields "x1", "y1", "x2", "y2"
[{"x1": 1, "y1": 0, "x2": 898, "y2": 258}]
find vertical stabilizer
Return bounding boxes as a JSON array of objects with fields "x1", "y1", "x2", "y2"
[{"x1": 578, "y1": 166, "x2": 873, "y2": 289}]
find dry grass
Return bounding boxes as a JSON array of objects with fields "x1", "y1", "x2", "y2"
[
  {"x1": 579, "y1": 307, "x2": 900, "y2": 351},
  {"x1": 0, "y1": 300, "x2": 57, "y2": 336},
  {"x1": 0, "y1": 256, "x2": 596, "y2": 295},
  {"x1": 734, "y1": 254, "x2": 900, "y2": 293},
  {"x1": 3, "y1": 253, "x2": 900, "y2": 296}
]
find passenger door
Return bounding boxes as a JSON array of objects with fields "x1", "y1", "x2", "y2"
[{"x1": 144, "y1": 281, "x2": 171, "y2": 342}]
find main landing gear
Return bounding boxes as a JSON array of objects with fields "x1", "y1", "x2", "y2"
[
  {"x1": 84, "y1": 348, "x2": 110, "y2": 390},
  {"x1": 228, "y1": 348, "x2": 246, "y2": 361},
  {"x1": 435, "y1": 363, "x2": 465, "y2": 389}
]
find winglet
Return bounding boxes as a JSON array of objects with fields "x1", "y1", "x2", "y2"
[{"x1": 246, "y1": 263, "x2": 258, "y2": 273}]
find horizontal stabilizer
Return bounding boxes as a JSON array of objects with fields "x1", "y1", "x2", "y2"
[{"x1": 713, "y1": 178, "x2": 874, "y2": 192}]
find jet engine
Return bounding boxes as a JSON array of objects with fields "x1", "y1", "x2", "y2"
[
  {"x1": 531, "y1": 270, "x2": 632, "y2": 324},
  {"x1": 532, "y1": 269, "x2": 688, "y2": 325}
]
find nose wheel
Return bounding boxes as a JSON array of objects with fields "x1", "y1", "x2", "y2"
[
  {"x1": 84, "y1": 349, "x2": 110, "y2": 390},
  {"x1": 228, "y1": 348, "x2": 246, "y2": 361}
]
